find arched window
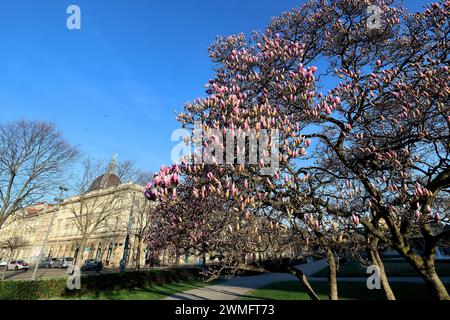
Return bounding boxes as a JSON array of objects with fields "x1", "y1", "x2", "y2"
[
  {"x1": 126, "y1": 242, "x2": 132, "y2": 265},
  {"x1": 88, "y1": 244, "x2": 95, "y2": 259},
  {"x1": 57, "y1": 246, "x2": 63, "y2": 258},
  {"x1": 106, "y1": 243, "x2": 113, "y2": 265},
  {"x1": 95, "y1": 243, "x2": 103, "y2": 261}
]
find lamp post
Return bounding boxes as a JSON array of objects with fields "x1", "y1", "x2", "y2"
[
  {"x1": 120, "y1": 193, "x2": 135, "y2": 273},
  {"x1": 31, "y1": 186, "x2": 68, "y2": 281}
]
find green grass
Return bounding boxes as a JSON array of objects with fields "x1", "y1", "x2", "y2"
[
  {"x1": 313, "y1": 259, "x2": 450, "y2": 277},
  {"x1": 56, "y1": 279, "x2": 212, "y2": 300},
  {"x1": 242, "y1": 280, "x2": 450, "y2": 300}
]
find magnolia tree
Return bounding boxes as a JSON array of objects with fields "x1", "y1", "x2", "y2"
[
  {"x1": 144, "y1": 167, "x2": 293, "y2": 276},
  {"x1": 263, "y1": 0, "x2": 450, "y2": 299},
  {"x1": 145, "y1": 0, "x2": 449, "y2": 300}
]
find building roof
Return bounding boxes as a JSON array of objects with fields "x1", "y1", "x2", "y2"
[
  {"x1": 25, "y1": 203, "x2": 56, "y2": 216},
  {"x1": 88, "y1": 174, "x2": 122, "y2": 192}
]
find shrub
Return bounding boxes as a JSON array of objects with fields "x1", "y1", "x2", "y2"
[
  {"x1": 0, "y1": 278, "x2": 67, "y2": 300},
  {"x1": 0, "y1": 267, "x2": 201, "y2": 300}
]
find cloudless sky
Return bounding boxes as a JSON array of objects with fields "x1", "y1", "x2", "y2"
[{"x1": 0, "y1": 0, "x2": 426, "y2": 174}]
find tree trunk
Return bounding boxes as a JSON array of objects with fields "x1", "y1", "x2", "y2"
[
  {"x1": 201, "y1": 250, "x2": 207, "y2": 266},
  {"x1": 368, "y1": 242, "x2": 396, "y2": 300},
  {"x1": 1, "y1": 266, "x2": 6, "y2": 281},
  {"x1": 135, "y1": 238, "x2": 142, "y2": 271},
  {"x1": 237, "y1": 264, "x2": 321, "y2": 301},
  {"x1": 1, "y1": 251, "x2": 13, "y2": 281},
  {"x1": 174, "y1": 244, "x2": 179, "y2": 267},
  {"x1": 287, "y1": 266, "x2": 320, "y2": 300},
  {"x1": 403, "y1": 250, "x2": 450, "y2": 300},
  {"x1": 324, "y1": 248, "x2": 338, "y2": 300},
  {"x1": 420, "y1": 257, "x2": 449, "y2": 300},
  {"x1": 76, "y1": 238, "x2": 88, "y2": 267},
  {"x1": 422, "y1": 267, "x2": 450, "y2": 300}
]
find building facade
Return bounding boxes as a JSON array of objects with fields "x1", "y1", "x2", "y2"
[{"x1": 0, "y1": 175, "x2": 154, "y2": 268}]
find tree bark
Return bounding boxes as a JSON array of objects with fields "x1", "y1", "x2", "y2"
[
  {"x1": 174, "y1": 244, "x2": 179, "y2": 267},
  {"x1": 367, "y1": 237, "x2": 395, "y2": 300},
  {"x1": 369, "y1": 247, "x2": 396, "y2": 300},
  {"x1": 135, "y1": 237, "x2": 142, "y2": 271},
  {"x1": 1, "y1": 251, "x2": 13, "y2": 281},
  {"x1": 324, "y1": 248, "x2": 338, "y2": 300},
  {"x1": 76, "y1": 238, "x2": 88, "y2": 267},
  {"x1": 422, "y1": 267, "x2": 450, "y2": 300},
  {"x1": 244, "y1": 264, "x2": 321, "y2": 300},
  {"x1": 403, "y1": 250, "x2": 450, "y2": 300},
  {"x1": 287, "y1": 266, "x2": 320, "y2": 300}
]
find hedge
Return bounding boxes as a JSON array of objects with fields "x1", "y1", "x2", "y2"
[{"x1": 0, "y1": 268, "x2": 201, "y2": 300}]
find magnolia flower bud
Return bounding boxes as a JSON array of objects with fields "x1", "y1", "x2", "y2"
[
  {"x1": 415, "y1": 210, "x2": 421, "y2": 219},
  {"x1": 434, "y1": 213, "x2": 441, "y2": 223}
]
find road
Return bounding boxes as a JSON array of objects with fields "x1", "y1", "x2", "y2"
[
  {"x1": 0, "y1": 266, "x2": 167, "y2": 281},
  {"x1": 1, "y1": 268, "x2": 65, "y2": 281}
]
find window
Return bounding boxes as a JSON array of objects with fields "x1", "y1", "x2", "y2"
[
  {"x1": 106, "y1": 243, "x2": 113, "y2": 265},
  {"x1": 96, "y1": 243, "x2": 102, "y2": 261}
]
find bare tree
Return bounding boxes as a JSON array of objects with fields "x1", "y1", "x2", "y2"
[
  {"x1": 67, "y1": 157, "x2": 137, "y2": 266},
  {"x1": 130, "y1": 195, "x2": 153, "y2": 270},
  {"x1": 0, "y1": 120, "x2": 79, "y2": 230},
  {"x1": 0, "y1": 236, "x2": 29, "y2": 280}
]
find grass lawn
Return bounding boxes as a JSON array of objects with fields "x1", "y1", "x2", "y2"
[
  {"x1": 56, "y1": 279, "x2": 212, "y2": 300},
  {"x1": 242, "y1": 280, "x2": 450, "y2": 300},
  {"x1": 313, "y1": 259, "x2": 450, "y2": 277}
]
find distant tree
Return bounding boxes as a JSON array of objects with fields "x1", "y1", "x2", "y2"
[
  {"x1": 131, "y1": 193, "x2": 153, "y2": 270},
  {"x1": 0, "y1": 120, "x2": 79, "y2": 230},
  {"x1": 0, "y1": 236, "x2": 28, "y2": 280},
  {"x1": 67, "y1": 157, "x2": 138, "y2": 266},
  {"x1": 125, "y1": 170, "x2": 154, "y2": 270}
]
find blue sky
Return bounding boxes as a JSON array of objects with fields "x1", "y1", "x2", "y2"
[{"x1": 0, "y1": 0, "x2": 425, "y2": 173}]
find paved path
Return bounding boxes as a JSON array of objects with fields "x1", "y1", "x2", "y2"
[{"x1": 165, "y1": 259, "x2": 327, "y2": 300}]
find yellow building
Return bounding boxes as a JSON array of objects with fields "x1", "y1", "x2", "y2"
[{"x1": 0, "y1": 174, "x2": 152, "y2": 268}]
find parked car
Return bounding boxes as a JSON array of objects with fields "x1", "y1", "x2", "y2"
[
  {"x1": 0, "y1": 260, "x2": 7, "y2": 268},
  {"x1": 38, "y1": 257, "x2": 57, "y2": 268},
  {"x1": 7, "y1": 260, "x2": 30, "y2": 271},
  {"x1": 80, "y1": 259, "x2": 103, "y2": 272},
  {"x1": 53, "y1": 257, "x2": 74, "y2": 268}
]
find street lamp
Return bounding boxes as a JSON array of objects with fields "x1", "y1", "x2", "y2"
[
  {"x1": 31, "y1": 186, "x2": 68, "y2": 281},
  {"x1": 119, "y1": 193, "x2": 135, "y2": 273}
]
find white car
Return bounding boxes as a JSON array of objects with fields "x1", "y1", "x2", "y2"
[
  {"x1": 0, "y1": 260, "x2": 7, "y2": 267},
  {"x1": 7, "y1": 259, "x2": 30, "y2": 271},
  {"x1": 53, "y1": 257, "x2": 75, "y2": 268}
]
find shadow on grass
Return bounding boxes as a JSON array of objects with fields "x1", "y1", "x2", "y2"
[
  {"x1": 313, "y1": 258, "x2": 450, "y2": 278},
  {"x1": 78, "y1": 280, "x2": 211, "y2": 300},
  {"x1": 240, "y1": 281, "x2": 450, "y2": 300}
]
